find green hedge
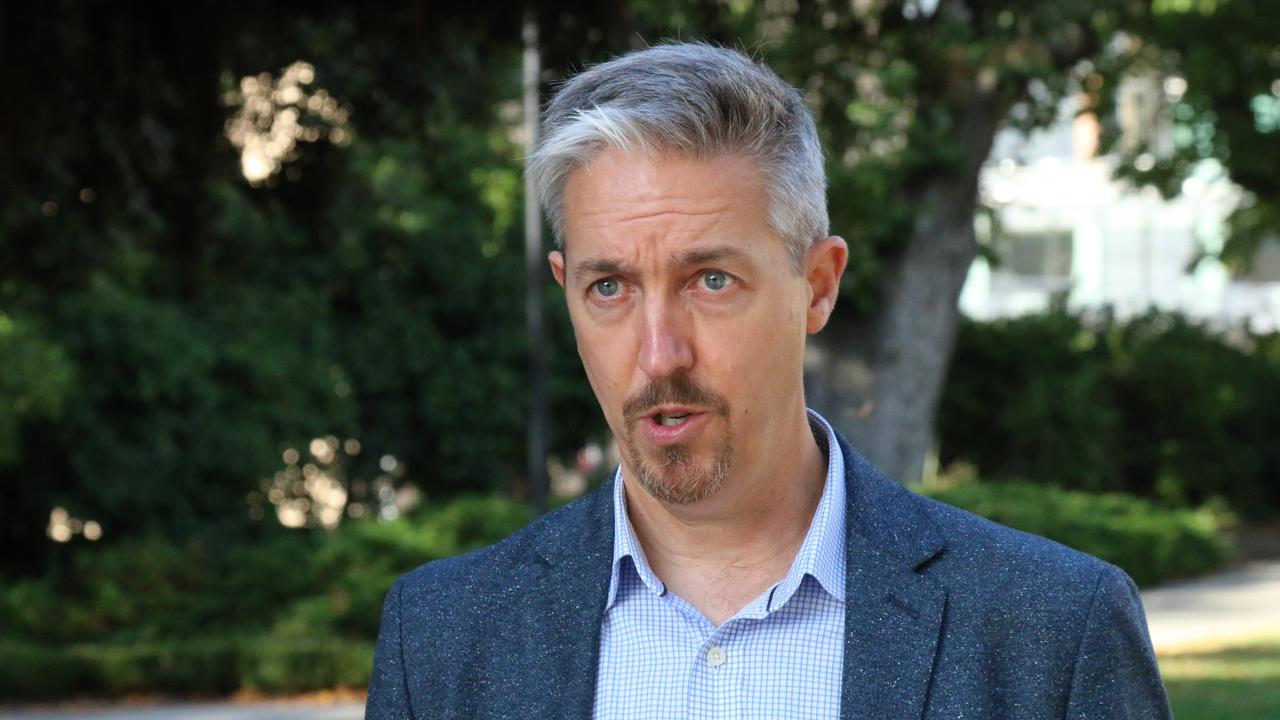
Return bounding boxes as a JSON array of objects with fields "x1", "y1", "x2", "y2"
[
  {"x1": 0, "y1": 638, "x2": 373, "y2": 700},
  {"x1": 939, "y1": 308, "x2": 1280, "y2": 517},
  {"x1": 0, "y1": 496, "x2": 530, "y2": 701},
  {"x1": 922, "y1": 480, "x2": 1232, "y2": 587},
  {"x1": 0, "y1": 495, "x2": 531, "y2": 647}
]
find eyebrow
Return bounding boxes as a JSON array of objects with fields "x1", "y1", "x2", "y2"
[
  {"x1": 573, "y1": 257, "x2": 629, "y2": 283},
  {"x1": 571, "y1": 245, "x2": 751, "y2": 283},
  {"x1": 674, "y1": 245, "x2": 750, "y2": 268}
]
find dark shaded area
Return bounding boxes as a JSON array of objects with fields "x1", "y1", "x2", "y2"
[{"x1": 0, "y1": 2, "x2": 621, "y2": 576}]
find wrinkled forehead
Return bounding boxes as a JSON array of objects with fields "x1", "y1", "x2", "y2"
[{"x1": 560, "y1": 148, "x2": 775, "y2": 261}]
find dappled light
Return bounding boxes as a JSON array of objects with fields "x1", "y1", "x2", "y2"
[
  {"x1": 1253, "y1": 92, "x2": 1280, "y2": 134},
  {"x1": 248, "y1": 435, "x2": 418, "y2": 530},
  {"x1": 222, "y1": 61, "x2": 352, "y2": 184},
  {"x1": 46, "y1": 506, "x2": 102, "y2": 543}
]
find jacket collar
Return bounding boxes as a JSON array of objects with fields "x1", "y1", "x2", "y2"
[{"x1": 527, "y1": 428, "x2": 948, "y2": 720}]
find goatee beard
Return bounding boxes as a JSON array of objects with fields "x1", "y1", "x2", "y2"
[
  {"x1": 628, "y1": 435, "x2": 732, "y2": 505},
  {"x1": 622, "y1": 374, "x2": 733, "y2": 504}
]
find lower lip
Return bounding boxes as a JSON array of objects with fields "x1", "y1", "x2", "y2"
[{"x1": 640, "y1": 412, "x2": 709, "y2": 446}]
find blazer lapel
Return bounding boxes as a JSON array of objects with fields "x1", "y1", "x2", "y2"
[
  {"x1": 518, "y1": 480, "x2": 616, "y2": 719},
  {"x1": 508, "y1": 437, "x2": 945, "y2": 719},
  {"x1": 837, "y1": 433, "x2": 948, "y2": 720}
]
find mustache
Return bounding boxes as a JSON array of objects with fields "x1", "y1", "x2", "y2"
[{"x1": 622, "y1": 375, "x2": 729, "y2": 422}]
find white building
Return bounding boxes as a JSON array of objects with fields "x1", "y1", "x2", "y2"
[{"x1": 960, "y1": 84, "x2": 1280, "y2": 332}]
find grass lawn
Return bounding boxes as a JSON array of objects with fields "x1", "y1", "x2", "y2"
[{"x1": 1159, "y1": 635, "x2": 1280, "y2": 720}]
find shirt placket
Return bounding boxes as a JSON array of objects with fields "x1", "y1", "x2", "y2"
[{"x1": 685, "y1": 620, "x2": 742, "y2": 720}]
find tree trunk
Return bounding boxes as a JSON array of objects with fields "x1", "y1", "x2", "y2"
[{"x1": 807, "y1": 95, "x2": 1003, "y2": 484}]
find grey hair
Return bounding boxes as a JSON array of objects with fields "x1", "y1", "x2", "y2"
[{"x1": 527, "y1": 42, "x2": 828, "y2": 271}]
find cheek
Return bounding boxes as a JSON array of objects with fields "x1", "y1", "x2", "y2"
[{"x1": 719, "y1": 301, "x2": 806, "y2": 402}]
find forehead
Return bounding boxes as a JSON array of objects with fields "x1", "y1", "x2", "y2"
[{"x1": 560, "y1": 148, "x2": 776, "y2": 263}]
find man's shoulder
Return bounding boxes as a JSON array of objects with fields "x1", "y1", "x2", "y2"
[
  {"x1": 901, "y1": 486, "x2": 1168, "y2": 716},
  {"x1": 391, "y1": 487, "x2": 609, "y2": 599},
  {"x1": 838, "y1": 428, "x2": 1118, "y2": 603},
  {"x1": 907, "y1": 486, "x2": 1131, "y2": 614},
  {"x1": 921, "y1": 489, "x2": 1109, "y2": 572}
]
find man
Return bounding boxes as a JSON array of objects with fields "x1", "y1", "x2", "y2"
[{"x1": 366, "y1": 43, "x2": 1171, "y2": 719}]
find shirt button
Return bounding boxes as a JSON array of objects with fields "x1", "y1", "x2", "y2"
[{"x1": 706, "y1": 646, "x2": 726, "y2": 667}]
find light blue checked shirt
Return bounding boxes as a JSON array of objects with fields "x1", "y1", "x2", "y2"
[{"x1": 593, "y1": 408, "x2": 847, "y2": 719}]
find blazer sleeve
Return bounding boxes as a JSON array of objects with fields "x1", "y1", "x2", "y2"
[
  {"x1": 366, "y1": 576, "x2": 415, "y2": 720},
  {"x1": 1064, "y1": 565, "x2": 1173, "y2": 719}
]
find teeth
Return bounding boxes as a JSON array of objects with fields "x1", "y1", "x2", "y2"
[{"x1": 658, "y1": 413, "x2": 690, "y2": 426}]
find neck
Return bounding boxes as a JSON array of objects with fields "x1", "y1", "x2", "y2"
[{"x1": 622, "y1": 407, "x2": 828, "y2": 625}]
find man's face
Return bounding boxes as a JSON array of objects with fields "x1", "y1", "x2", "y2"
[{"x1": 549, "y1": 149, "x2": 840, "y2": 506}]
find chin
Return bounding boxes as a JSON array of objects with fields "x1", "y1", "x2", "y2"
[{"x1": 629, "y1": 439, "x2": 733, "y2": 505}]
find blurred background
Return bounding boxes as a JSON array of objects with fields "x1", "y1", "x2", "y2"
[{"x1": 1, "y1": 1, "x2": 1277, "y2": 717}]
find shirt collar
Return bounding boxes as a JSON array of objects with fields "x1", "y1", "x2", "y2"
[
  {"x1": 605, "y1": 465, "x2": 668, "y2": 609},
  {"x1": 604, "y1": 407, "x2": 847, "y2": 613}
]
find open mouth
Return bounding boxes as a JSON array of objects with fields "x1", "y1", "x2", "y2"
[{"x1": 637, "y1": 407, "x2": 710, "y2": 446}]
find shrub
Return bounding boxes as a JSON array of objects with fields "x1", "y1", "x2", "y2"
[
  {"x1": 0, "y1": 638, "x2": 372, "y2": 700},
  {"x1": 0, "y1": 641, "x2": 94, "y2": 700},
  {"x1": 939, "y1": 308, "x2": 1280, "y2": 517},
  {"x1": 1109, "y1": 313, "x2": 1280, "y2": 513},
  {"x1": 279, "y1": 494, "x2": 532, "y2": 639},
  {"x1": 239, "y1": 638, "x2": 374, "y2": 693},
  {"x1": 938, "y1": 308, "x2": 1123, "y2": 493},
  {"x1": 0, "y1": 495, "x2": 533, "y2": 648},
  {"x1": 92, "y1": 640, "x2": 242, "y2": 696},
  {"x1": 922, "y1": 479, "x2": 1232, "y2": 586},
  {"x1": 0, "y1": 530, "x2": 322, "y2": 644},
  {"x1": 0, "y1": 494, "x2": 530, "y2": 700}
]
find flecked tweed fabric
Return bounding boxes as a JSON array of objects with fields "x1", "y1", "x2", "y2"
[
  {"x1": 593, "y1": 408, "x2": 846, "y2": 718},
  {"x1": 365, "y1": 422, "x2": 1173, "y2": 719}
]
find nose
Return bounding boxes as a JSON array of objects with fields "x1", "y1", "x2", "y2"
[{"x1": 637, "y1": 295, "x2": 694, "y2": 379}]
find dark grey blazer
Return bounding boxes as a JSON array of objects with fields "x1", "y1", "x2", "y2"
[{"x1": 366, "y1": 432, "x2": 1172, "y2": 719}]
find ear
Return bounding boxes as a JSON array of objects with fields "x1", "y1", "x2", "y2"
[
  {"x1": 804, "y1": 236, "x2": 848, "y2": 334},
  {"x1": 548, "y1": 250, "x2": 566, "y2": 289}
]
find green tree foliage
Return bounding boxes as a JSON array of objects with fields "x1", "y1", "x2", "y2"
[
  {"x1": 609, "y1": 0, "x2": 1143, "y2": 307},
  {"x1": 0, "y1": 3, "x2": 599, "y2": 575},
  {"x1": 1109, "y1": 0, "x2": 1280, "y2": 270},
  {"x1": 0, "y1": 314, "x2": 75, "y2": 465},
  {"x1": 1, "y1": 1, "x2": 1273, "y2": 578}
]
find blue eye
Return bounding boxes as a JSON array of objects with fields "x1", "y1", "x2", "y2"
[
  {"x1": 593, "y1": 278, "x2": 620, "y2": 298},
  {"x1": 701, "y1": 271, "x2": 730, "y2": 292}
]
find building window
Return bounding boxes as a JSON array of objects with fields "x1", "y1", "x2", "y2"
[
  {"x1": 997, "y1": 230, "x2": 1074, "y2": 278},
  {"x1": 1237, "y1": 239, "x2": 1280, "y2": 283}
]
